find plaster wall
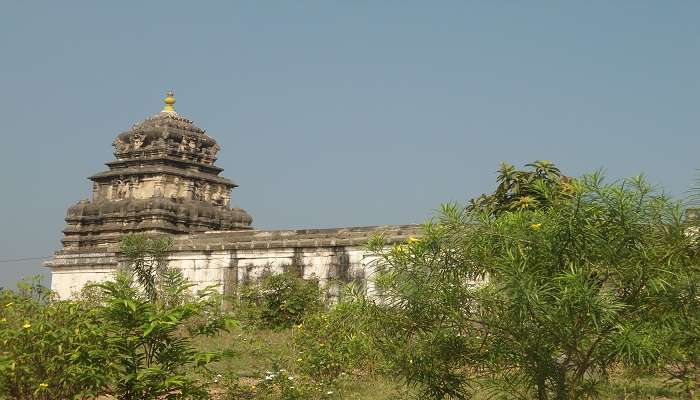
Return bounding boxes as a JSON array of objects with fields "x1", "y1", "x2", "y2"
[
  {"x1": 46, "y1": 225, "x2": 419, "y2": 299},
  {"x1": 48, "y1": 253, "x2": 119, "y2": 297}
]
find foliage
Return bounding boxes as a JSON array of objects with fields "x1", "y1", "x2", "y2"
[
  {"x1": 365, "y1": 172, "x2": 698, "y2": 400},
  {"x1": 199, "y1": 322, "x2": 681, "y2": 400},
  {"x1": 655, "y1": 216, "x2": 700, "y2": 399},
  {"x1": 293, "y1": 292, "x2": 383, "y2": 383},
  {"x1": 238, "y1": 272, "x2": 323, "y2": 329},
  {"x1": 468, "y1": 160, "x2": 569, "y2": 216},
  {"x1": 0, "y1": 277, "x2": 108, "y2": 400},
  {"x1": 0, "y1": 235, "x2": 232, "y2": 400},
  {"x1": 120, "y1": 234, "x2": 174, "y2": 302},
  {"x1": 87, "y1": 234, "x2": 233, "y2": 400},
  {"x1": 93, "y1": 271, "x2": 227, "y2": 399}
]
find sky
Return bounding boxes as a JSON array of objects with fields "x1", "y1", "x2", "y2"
[{"x1": 0, "y1": 2, "x2": 698, "y2": 289}]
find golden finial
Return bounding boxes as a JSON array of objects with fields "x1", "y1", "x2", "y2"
[{"x1": 162, "y1": 91, "x2": 176, "y2": 112}]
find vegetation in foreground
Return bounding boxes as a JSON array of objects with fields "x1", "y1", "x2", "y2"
[
  {"x1": 0, "y1": 161, "x2": 698, "y2": 399},
  {"x1": 363, "y1": 163, "x2": 700, "y2": 399}
]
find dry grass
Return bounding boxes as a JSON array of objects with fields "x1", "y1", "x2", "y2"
[
  {"x1": 195, "y1": 326, "x2": 409, "y2": 399},
  {"x1": 195, "y1": 327, "x2": 685, "y2": 399}
]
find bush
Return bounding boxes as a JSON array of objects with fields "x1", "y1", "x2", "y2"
[
  {"x1": 363, "y1": 173, "x2": 699, "y2": 399},
  {"x1": 0, "y1": 278, "x2": 108, "y2": 400},
  {"x1": 238, "y1": 272, "x2": 323, "y2": 329},
  {"x1": 90, "y1": 234, "x2": 234, "y2": 400},
  {"x1": 92, "y1": 270, "x2": 231, "y2": 400},
  {"x1": 0, "y1": 235, "x2": 240, "y2": 400},
  {"x1": 293, "y1": 297, "x2": 382, "y2": 383},
  {"x1": 0, "y1": 234, "x2": 234, "y2": 400}
]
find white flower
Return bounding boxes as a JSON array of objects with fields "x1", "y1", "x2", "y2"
[{"x1": 326, "y1": 391, "x2": 334, "y2": 395}]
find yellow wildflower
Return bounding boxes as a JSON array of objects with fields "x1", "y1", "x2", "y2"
[
  {"x1": 530, "y1": 223, "x2": 542, "y2": 231},
  {"x1": 38, "y1": 383, "x2": 48, "y2": 389},
  {"x1": 519, "y1": 196, "x2": 536, "y2": 204},
  {"x1": 407, "y1": 236, "x2": 420, "y2": 244},
  {"x1": 22, "y1": 322, "x2": 31, "y2": 329}
]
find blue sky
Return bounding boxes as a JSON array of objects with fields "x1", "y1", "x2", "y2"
[{"x1": 0, "y1": 2, "x2": 698, "y2": 288}]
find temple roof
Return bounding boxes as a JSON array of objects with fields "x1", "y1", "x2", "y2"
[
  {"x1": 112, "y1": 92, "x2": 222, "y2": 165},
  {"x1": 58, "y1": 91, "x2": 253, "y2": 249}
]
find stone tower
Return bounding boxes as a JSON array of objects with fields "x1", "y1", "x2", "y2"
[
  {"x1": 47, "y1": 92, "x2": 420, "y2": 299},
  {"x1": 61, "y1": 92, "x2": 252, "y2": 249}
]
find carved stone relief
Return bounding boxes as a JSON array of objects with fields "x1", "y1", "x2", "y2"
[
  {"x1": 113, "y1": 138, "x2": 129, "y2": 153},
  {"x1": 113, "y1": 179, "x2": 128, "y2": 200},
  {"x1": 211, "y1": 186, "x2": 226, "y2": 206},
  {"x1": 132, "y1": 132, "x2": 146, "y2": 149},
  {"x1": 193, "y1": 181, "x2": 205, "y2": 201},
  {"x1": 128, "y1": 176, "x2": 140, "y2": 197}
]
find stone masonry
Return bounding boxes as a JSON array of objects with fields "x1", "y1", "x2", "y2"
[{"x1": 46, "y1": 93, "x2": 420, "y2": 298}]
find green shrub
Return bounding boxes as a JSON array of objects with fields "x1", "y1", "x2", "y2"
[
  {"x1": 90, "y1": 269, "x2": 230, "y2": 400},
  {"x1": 0, "y1": 278, "x2": 108, "y2": 400},
  {"x1": 89, "y1": 234, "x2": 234, "y2": 400},
  {"x1": 364, "y1": 173, "x2": 699, "y2": 399},
  {"x1": 238, "y1": 272, "x2": 323, "y2": 329},
  {"x1": 293, "y1": 298, "x2": 382, "y2": 383},
  {"x1": 0, "y1": 235, "x2": 234, "y2": 400}
]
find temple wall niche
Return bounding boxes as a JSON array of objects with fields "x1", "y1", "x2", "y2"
[
  {"x1": 163, "y1": 177, "x2": 184, "y2": 200},
  {"x1": 131, "y1": 178, "x2": 156, "y2": 199},
  {"x1": 92, "y1": 183, "x2": 107, "y2": 201}
]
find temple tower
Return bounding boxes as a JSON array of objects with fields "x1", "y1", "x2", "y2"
[
  {"x1": 47, "y1": 93, "x2": 419, "y2": 299},
  {"x1": 61, "y1": 92, "x2": 253, "y2": 249}
]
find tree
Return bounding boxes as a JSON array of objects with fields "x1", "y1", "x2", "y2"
[
  {"x1": 365, "y1": 171, "x2": 698, "y2": 399},
  {"x1": 468, "y1": 160, "x2": 569, "y2": 216},
  {"x1": 656, "y1": 201, "x2": 700, "y2": 398}
]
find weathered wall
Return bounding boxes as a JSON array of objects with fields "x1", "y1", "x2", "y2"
[{"x1": 46, "y1": 224, "x2": 421, "y2": 299}]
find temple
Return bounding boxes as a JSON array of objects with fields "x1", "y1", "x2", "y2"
[
  {"x1": 62, "y1": 91, "x2": 252, "y2": 249},
  {"x1": 46, "y1": 93, "x2": 419, "y2": 298}
]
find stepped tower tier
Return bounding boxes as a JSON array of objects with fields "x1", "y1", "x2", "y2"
[{"x1": 62, "y1": 92, "x2": 253, "y2": 249}]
